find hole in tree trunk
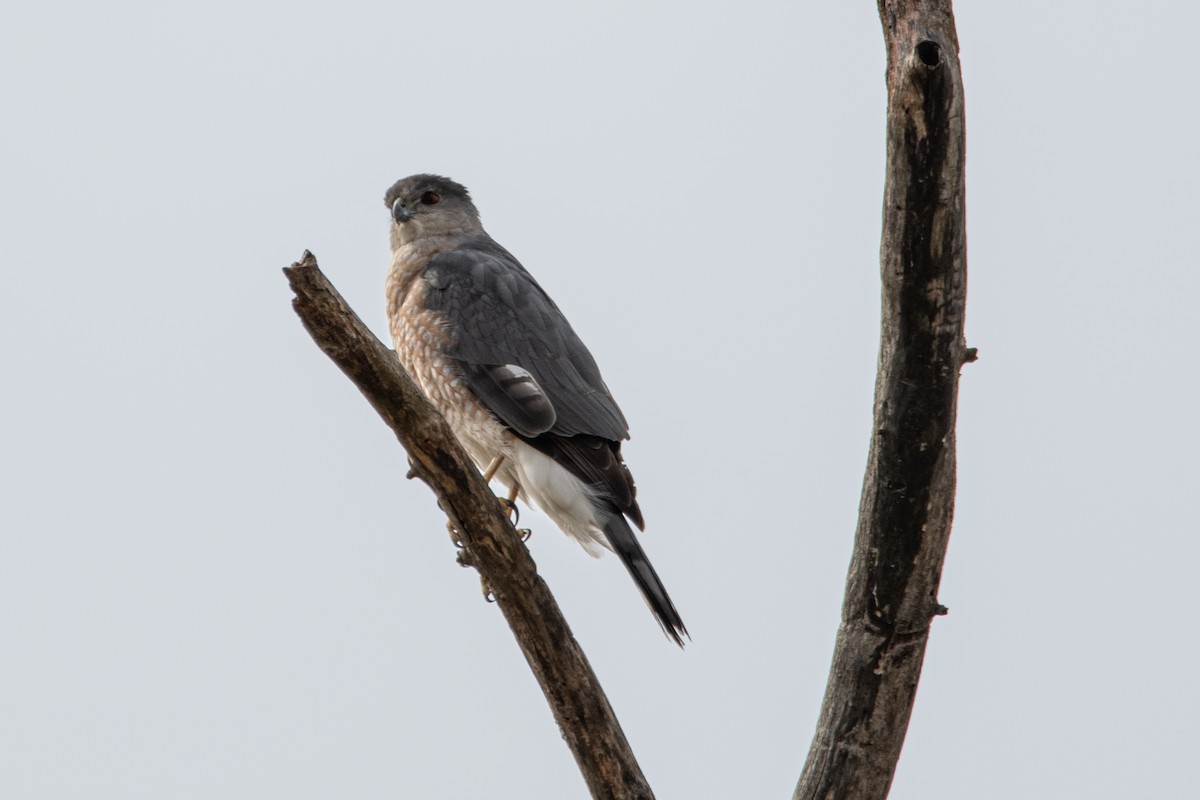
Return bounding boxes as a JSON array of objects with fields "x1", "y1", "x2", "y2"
[{"x1": 916, "y1": 40, "x2": 941, "y2": 67}]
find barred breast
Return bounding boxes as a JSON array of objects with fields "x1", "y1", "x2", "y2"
[{"x1": 386, "y1": 245, "x2": 515, "y2": 478}]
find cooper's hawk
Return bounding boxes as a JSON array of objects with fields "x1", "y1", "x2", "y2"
[{"x1": 384, "y1": 174, "x2": 687, "y2": 645}]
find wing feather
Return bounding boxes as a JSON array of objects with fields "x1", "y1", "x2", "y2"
[{"x1": 422, "y1": 237, "x2": 630, "y2": 441}]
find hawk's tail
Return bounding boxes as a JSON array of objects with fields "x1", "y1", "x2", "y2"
[{"x1": 601, "y1": 511, "x2": 689, "y2": 647}]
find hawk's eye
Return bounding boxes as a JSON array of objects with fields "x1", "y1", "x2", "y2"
[{"x1": 420, "y1": 191, "x2": 441, "y2": 206}]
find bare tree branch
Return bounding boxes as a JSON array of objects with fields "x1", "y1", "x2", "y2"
[
  {"x1": 793, "y1": 2, "x2": 969, "y2": 798},
  {"x1": 284, "y1": 253, "x2": 654, "y2": 800}
]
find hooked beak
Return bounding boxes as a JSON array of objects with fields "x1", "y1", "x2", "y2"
[{"x1": 392, "y1": 199, "x2": 413, "y2": 223}]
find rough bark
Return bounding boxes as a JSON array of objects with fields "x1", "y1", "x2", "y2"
[
  {"x1": 793, "y1": 2, "x2": 969, "y2": 799},
  {"x1": 284, "y1": 253, "x2": 654, "y2": 800}
]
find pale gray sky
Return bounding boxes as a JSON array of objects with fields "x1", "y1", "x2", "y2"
[{"x1": 3, "y1": 1, "x2": 1197, "y2": 798}]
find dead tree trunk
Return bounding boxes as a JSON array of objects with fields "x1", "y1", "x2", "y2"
[{"x1": 793, "y1": 2, "x2": 969, "y2": 798}]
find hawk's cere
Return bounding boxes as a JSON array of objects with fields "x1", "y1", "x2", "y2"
[{"x1": 384, "y1": 174, "x2": 687, "y2": 646}]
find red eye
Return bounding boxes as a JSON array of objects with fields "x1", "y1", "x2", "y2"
[{"x1": 420, "y1": 191, "x2": 440, "y2": 205}]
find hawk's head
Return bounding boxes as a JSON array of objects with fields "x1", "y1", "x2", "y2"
[{"x1": 385, "y1": 174, "x2": 482, "y2": 246}]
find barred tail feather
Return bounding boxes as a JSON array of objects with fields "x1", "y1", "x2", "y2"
[{"x1": 601, "y1": 511, "x2": 689, "y2": 647}]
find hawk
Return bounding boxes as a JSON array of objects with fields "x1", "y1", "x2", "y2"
[{"x1": 384, "y1": 174, "x2": 687, "y2": 645}]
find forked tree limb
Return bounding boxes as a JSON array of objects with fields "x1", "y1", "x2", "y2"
[
  {"x1": 284, "y1": 254, "x2": 653, "y2": 800},
  {"x1": 794, "y1": 2, "x2": 969, "y2": 799}
]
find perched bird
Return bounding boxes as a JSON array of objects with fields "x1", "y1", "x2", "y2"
[{"x1": 384, "y1": 174, "x2": 687, "y2": 645}]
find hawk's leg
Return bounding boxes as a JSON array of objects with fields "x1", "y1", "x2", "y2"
[
  {"x1": 506, "y1": 484, "x2": 532, "y2": 542},
  {"x1": 480, "y1": 457, "x2": 530, "y2": 540},
  {"x1": 481, "y1": 454, "x2": 504, "y2": 483}
]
